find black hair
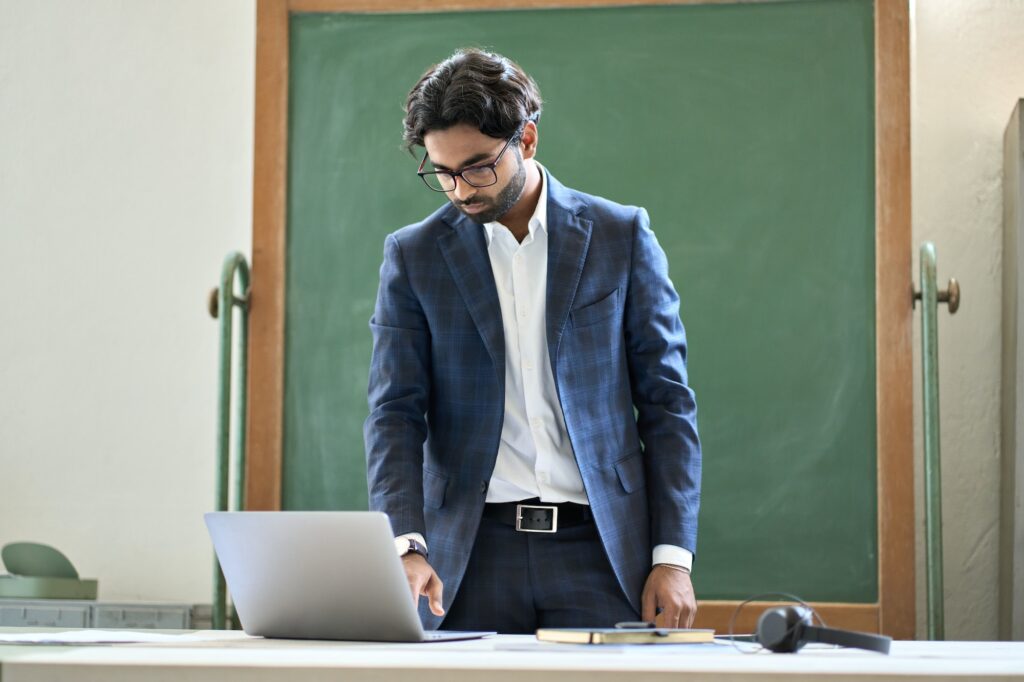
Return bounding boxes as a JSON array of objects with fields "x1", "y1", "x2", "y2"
[{"x1": 402, "y1": 48, "x2": 542, "y2": 153}]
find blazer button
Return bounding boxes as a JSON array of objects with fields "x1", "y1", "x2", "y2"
[{"x1": 481, "y1": 481, "x2": 488, "y2": 494}]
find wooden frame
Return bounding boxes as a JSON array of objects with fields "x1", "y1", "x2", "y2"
[{"x1": 246, "y1": 0, "x2": 913, "y2": 638}]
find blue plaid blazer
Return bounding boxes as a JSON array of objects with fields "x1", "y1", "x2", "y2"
[{"x1": 365, "y1": 171, "x2": 701, "y2": 629}]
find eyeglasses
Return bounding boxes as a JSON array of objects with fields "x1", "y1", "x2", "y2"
[{"x1": 417, "y1": 124, "x2": 524, "y2": 193}]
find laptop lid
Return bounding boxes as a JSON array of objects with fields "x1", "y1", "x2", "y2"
[{"x1": 205, "y1": 511, "x2": 440, "y2": 642}]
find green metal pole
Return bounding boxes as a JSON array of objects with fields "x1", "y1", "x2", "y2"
[
  {"x1": 212, "y1": 252, "x2": 250, "y2": 631},
  {"x1": 234, "y1": 261, "x2": 250, "y2": 513},
  {"x1": 920, "y1": 242, "x2": 944, "y2": 640}
]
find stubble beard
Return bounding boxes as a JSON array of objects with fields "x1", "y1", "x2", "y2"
[{"x1": 454, "y1": 152, "x2": 527, "y2": 225}]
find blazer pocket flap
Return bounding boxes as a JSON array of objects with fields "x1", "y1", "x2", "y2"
[
  {"x1": 614, "y1": 453, "x2": 645, "y2": 494},
  {"x1": 570, "y1": 288, "x2": 620, "y2": 328},
  {"x1": 423, "y1": 469, "x2": 448, "y2": 509}
]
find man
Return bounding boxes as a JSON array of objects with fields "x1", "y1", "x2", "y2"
[{"x1": 365, "y1": 48, "x2": 701, "y2": 634}]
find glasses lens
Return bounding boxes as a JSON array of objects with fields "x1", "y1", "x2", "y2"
[
  {"x1": 462, "y1": 167, "x2": 498, "y2": 188},
  {"x1": 421, "y1": 172, "x2": 455, "y2": 192}
]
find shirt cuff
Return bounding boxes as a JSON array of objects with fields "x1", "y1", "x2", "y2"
[
  {"x1": 652, "y1": 544, "x2": 693, "y2": 573},
  {"x1": 399, "y1": 532, "x2": 428, "y2": 552}
]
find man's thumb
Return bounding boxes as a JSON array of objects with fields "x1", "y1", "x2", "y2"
[{"x1": 426, "y1": 577, "x2": 445, "y2": 616}]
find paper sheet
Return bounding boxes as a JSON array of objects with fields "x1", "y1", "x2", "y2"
[{"x1": 0, "y1": 629, "x2": 253, "y2": 644}]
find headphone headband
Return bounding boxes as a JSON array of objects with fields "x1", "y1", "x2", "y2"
[{"x1": 802, "y1": 624, "x2": 891, "y2": 654}]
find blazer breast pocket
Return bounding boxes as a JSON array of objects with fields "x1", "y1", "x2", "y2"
[{"x1": 570, "y1": 288, "x2": 621, "y2": 328}]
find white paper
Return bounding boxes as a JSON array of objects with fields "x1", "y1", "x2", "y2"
[{"x1": 0, "y1": 629, "x2": 253, "y2": 644}]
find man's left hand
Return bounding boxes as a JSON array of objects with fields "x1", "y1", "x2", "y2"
[{"x1": 641, "y1": 564, "x2": 697, "y2": 628}]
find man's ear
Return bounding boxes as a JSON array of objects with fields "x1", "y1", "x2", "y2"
[{"x1": 520, "y1": 120, "x2": 539, "y2": 160}]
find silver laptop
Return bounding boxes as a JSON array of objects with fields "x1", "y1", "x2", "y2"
[{"x1": 204, "y1": 511, "x2": 491, "y2": 642}]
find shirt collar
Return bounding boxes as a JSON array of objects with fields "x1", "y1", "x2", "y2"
[{"x1": 483, "y1": 162, "x2": 548, "y2": 246}]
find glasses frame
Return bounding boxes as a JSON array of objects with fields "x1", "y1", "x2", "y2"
[{"x1": 417, "y1": 123, "x2": 525, "y2": 193}]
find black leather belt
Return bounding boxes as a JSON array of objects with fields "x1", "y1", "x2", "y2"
[{"x1": 483, "y1": 498, "x2": 593, "y2": 533}]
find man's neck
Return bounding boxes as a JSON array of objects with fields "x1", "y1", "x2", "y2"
[{"x1": 499, "y1": 161, "x2": 542, "y2": 243}]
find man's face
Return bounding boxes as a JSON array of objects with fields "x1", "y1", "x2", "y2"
[{"x1": 422, "y1": 123, "x2": 527, "y2": 224}]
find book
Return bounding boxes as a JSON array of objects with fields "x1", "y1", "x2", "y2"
[{"x1": 535, "y1": 628, "x2": 716, "y2": 645}]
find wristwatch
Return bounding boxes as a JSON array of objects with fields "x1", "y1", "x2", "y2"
[{"x1": 394, "y1": 536, "x2": 429, "y2": 560}]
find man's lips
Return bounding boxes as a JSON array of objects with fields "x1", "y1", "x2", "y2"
[{"x1": 459, "y1": 202, "x2": 487, "y2": 214}]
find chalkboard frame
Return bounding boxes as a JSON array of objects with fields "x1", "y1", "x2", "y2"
[{"x1": 245, "y1": 0, "x2": 914, "y2": 638}]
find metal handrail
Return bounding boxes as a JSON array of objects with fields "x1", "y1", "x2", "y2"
[
  {"x1": 912, "y1": 242, "x2": 960, "y2": 640},
  {"x1": 208, "y1": 252, "x2": 251, "y2": 630}
]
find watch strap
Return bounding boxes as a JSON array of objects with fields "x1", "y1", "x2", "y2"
[{"x1": 400, "y1": 537, "x2": 429, "y2": 560}]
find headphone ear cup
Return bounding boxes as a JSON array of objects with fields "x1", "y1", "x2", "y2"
[{"x1": 756, "y1": 606, "x2": 810, "y2": 653}]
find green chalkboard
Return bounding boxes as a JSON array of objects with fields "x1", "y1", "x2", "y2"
[{"x1": 283, "y1": 0, "x2": 877, "y2": 602}]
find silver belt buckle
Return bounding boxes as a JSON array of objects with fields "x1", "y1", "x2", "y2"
[{"x1": 516, "y1": 504, "x2": 558, "y2": 533}]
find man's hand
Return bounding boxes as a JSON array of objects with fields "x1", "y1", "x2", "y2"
[
  {"x1": 641, "y1": 564, "x2": 696, "y2": 628},
  {"x1": 401, "y1": 553, "x2": 445, "y2": 616}
]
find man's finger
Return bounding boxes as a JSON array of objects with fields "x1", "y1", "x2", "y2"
[
  {"x1": 407, "y1": 576, "x2": 425, "y2": 604},
  {"x1": 424, "y1": 574, "x2": 445, "y2": 616},
  {"x1": 641, "y1": 584, "x2": 657, "y2": 624},
  {"x1": 682, "y1": 601, "x2": 697, "y2": 628},
  {"x1": 654, "y1": 601, "x2": 683, "y2": 629}
]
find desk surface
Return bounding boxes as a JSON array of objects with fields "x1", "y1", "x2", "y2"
[{"x1": 2, "y1": 631, "x2": 1024, "y2": 682}]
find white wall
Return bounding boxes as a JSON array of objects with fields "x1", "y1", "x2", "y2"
[
  {"x1": 911, "y1": 0, "x2": 1024, "y2": 640},
  {"x1": 0, "y1": 0, "x2": 254, "y2": 603}
]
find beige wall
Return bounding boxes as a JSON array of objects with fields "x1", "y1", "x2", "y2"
[
  {"x1": 911, "y1": 0, "x2": 1024, "y2": 640},
  {"x1": 0, "y1": 0, "x2": 1020, "y2": 636},
  {"x1": 0, "y1": 0, "x2": 254, "y2": 603}
]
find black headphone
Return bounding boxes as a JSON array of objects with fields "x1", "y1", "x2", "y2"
[{"x1": 756, "y1": 606, "x2": 891, "y2": 655}]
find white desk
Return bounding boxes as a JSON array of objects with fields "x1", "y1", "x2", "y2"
[{"x1": 3, "y1": 632, "x2": 1024, "y2": 681}]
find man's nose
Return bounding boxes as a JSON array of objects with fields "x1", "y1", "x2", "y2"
[{"x1": 451, "y1": 177, "x2": 475, "y2": 202}]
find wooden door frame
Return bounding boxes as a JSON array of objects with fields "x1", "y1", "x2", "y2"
[{"x1": 246, "y1": 0, "x2": 914, "y2": 638}]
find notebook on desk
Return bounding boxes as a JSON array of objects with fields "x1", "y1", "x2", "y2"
[{"x1": 205, "y1": 511, "x2": 491, "y2": 642}]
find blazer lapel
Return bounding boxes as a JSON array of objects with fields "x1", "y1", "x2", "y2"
[
  {"x1": 545, "y1": 175, "x2": 592, "y2": 374},
  {"x1": 437, "y1": 207, "x2": 506, "y2": 384}
]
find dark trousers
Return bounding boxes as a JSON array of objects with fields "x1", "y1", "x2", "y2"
[{"x1": 441, "y1": 514, "x2": 640, "y2": 634}]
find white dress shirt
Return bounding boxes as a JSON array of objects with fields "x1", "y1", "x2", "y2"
[
  {"x1": 482, "y1": 165, "x2": 586, "y2": 505},
  {"x1": 406, "y1": 165, "x2": 691, "y2": 572}
]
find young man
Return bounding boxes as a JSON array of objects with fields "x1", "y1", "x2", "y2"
[{"x1": 365, "y1": 48, "x2": 701, "y2": 634}]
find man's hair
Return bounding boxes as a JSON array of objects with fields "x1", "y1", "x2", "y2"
[{"x1": 402, "y1": 48, "x2": 543, "y2": 153}]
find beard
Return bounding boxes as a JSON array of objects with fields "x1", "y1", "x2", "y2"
[{"x1": 453, "y1": 152, "x2": 527, "y2": 224}]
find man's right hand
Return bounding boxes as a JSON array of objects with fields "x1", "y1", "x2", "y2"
[{"x1": 401, "y1": 553, "x2": 444, "y2": 616}]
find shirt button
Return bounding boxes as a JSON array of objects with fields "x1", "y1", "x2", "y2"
[
  {"x1": 524, "y1": 360, "x2": 534, "y2": 370},
  {"x1": 519, "y1": 309, "x2": 527, "y2": 318},
  {"x1": 531, "y1": 418, "x2": 542, "y2": 430}
]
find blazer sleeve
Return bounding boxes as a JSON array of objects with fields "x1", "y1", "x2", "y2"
[
  {"x1": 624, "y1": 208, "x2": 702, "y2": 555},
  {"x1": 364, "y1": 233, "x2": 432, "y2": 538}
]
